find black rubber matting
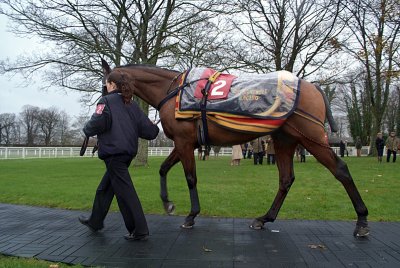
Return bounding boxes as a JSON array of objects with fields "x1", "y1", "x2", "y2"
[{"x1": 1, "y1": 203, "x2": 399, "y2": 267}]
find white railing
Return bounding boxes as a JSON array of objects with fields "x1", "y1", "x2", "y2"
[
  {"x1": 0, "y1": 146, "x2": 235, "y2": 159},
  {"x1": 0, "y1": 146, "x2": 371, "y2": 160}
]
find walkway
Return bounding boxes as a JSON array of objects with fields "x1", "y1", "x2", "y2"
[{"x1": 0, "y1": 203, "x2": 399, "y2": 267}]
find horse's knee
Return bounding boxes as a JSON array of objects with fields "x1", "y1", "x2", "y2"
[
  {"x1": 279, "y1": 176, "x2": 295, "y2": 192},
  {"x1": 334, "y1": 157, "x2": 352, "y2": 183},
  {"x1": 159, "y1": 163, "x2": 169, "y2": 177}
]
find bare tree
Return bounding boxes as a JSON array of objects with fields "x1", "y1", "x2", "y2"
[
  {"x1": 19, "y1": 105, "x2": 40, "y2": 146},
  {"x1": 0, "y1": 0, "x2": 224, "y2": 163},
  {"x1": 226, "y1": 0, "x2": 346, "y2": 81},
  {"x1": 396, "y1": 85, "x2": 400, "y2": 136},
  {"x1": 341, "y1": 0, "x2": 400, "y2": 148},
  {"x1": 339, "y1": 75, "x2": 373, "y2": 147},
  {"x1": 0, "y1": 113, "x2": 16, "y2": 145},
  {"x1": 385, "y1": 88, "x2": 399, "y2": 133},
  {"x1": 37, "y1": 107, "x2": 60, "y2": 146},
  {"x1": 57, "y1": 111, "x2": 73, "y2": 146}
]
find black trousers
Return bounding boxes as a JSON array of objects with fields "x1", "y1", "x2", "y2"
[
  {"x1": 267, "y1": 154, "x2": 275, "y2": 164},
  {"x1": 387, "y1": 150, "x2": 397, "y2": 163},
  {"x1": 88, "y1": 154, "x2": 148, "y2": 235},
  {"x1": 253, "y1": 152, "x2": 264, "y2": 165}
]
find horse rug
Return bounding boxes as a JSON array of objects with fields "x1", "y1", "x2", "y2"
[{"x1": 175, "y1": 68, "x2": 300, "y2": 134}]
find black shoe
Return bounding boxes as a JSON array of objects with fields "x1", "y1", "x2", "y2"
[
  {"x1": 124, "y1": 233, "x2": 148, "y2": 241},
  {"x1": 78, "y1": 216, "x2": 102, "y2": 232}
]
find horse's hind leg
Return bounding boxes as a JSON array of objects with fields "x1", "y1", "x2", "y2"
[
  {"x1": 160, "y1": 148, "x2": 180, "y2": 215},
  {"x1": 175, "y1": 146, "x2": 200, "y2": 229},
  {"x1": 305, "y1": 141, "x2": 369, "y2": 237},
  {"x1": 250, "y1": 133, "x2": 298, "y2": 229}
]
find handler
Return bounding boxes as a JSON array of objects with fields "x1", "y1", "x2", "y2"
[{"x1": 79, "y1": 70, "x2": 159, "y2": 241}]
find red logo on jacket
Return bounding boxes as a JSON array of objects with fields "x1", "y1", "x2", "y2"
[{"x1": 95, "y1": 104, "x2": 105, "y2": 114}]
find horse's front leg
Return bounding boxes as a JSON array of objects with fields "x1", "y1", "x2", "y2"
[
  {"x1": 160, "y1": 148, "x2": 181, "y2": 215},
  {"x1": 179, "y1": 150, "x2": 200, "y2": 228},
  {"x1": 250, "y1": 136, "x2": 297, "y2": 230}
]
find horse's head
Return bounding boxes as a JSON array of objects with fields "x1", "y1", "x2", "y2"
[{"x1": 101, "y1": 58, "x2": 112, "y2": 96}]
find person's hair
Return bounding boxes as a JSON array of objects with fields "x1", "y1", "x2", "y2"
[{"x1": 106, "y1": 71, "x2": 133, "y2": 104}]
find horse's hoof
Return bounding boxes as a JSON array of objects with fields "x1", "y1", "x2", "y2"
[
  {"x1": 181, "y1": 222, "x2": 194, "y2": 229},
  {"x1": 163, "y1": 201, "x2": 175, "y2": 215},
  {"x1": 354, "y1": 226, "x2": 370, "y2": 237},
  {"x1": 249, "y1": 219, "x2": 265, "y2": 230}
]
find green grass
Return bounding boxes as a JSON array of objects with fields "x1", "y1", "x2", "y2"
[
  {"x1": 0, "y1": 155, "x2": 399, "y2": 267},
  {"x1": 0, "y1": 254, "x2": 84, "y2": 268},
  {"x1": 0, "y1": 156, "x2": 399, "y2": 221}
]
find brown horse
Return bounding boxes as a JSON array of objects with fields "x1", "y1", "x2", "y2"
[{"x1": 101, "y1": 60, "x2": 369, "y2": 237}]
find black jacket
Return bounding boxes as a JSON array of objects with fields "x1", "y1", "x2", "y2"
[{"x1": 83, "y1": 91, "x2": 159, "y2": 159}]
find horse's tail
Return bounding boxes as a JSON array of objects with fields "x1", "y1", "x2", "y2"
[{"x1": 315, "y1": 85, "x2": 338, "y2": 133}]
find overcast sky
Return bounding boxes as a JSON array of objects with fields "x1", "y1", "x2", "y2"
[{"x1": 0, "y1": 15, "x2": 92, "y2": 118}]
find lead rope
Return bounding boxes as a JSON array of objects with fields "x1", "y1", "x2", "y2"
[{"x1": 154, "y1": 109, "x2": 161, "y2": 125}]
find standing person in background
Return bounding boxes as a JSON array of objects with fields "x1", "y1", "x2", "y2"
[
  {"x1": 251, "y1": 137, "x2": 264, "y2": 165},
  {"x1": 247, "y1": 143, "x2": 253, "y2": 159},
  {"x1": 355, "y1": 137, "x2": 362, "y2": 157},
  {"x1": 266, "y1": 136, "x2": 275, "y2": 165},
  {"x1": 339, "y1": 139, "x2": 346, "y2": 158},
  {"x1": 203, "y1": 145, "x2": 211, "y2": 161},
  {"x1": 298, "y1": 144, "x2": 306, "y2": 162},
  {"x1": 385, "y1": 131, "x2": 399, "y2": 163},
  {"x1": 213, "y1": 146, "x2": 221, "y2": 158},
  {"x1": 241, "y1": 143, "x2": 248, "y2": 159},
  {"x1": 375, "y1": 132, "x2": 385, "y2": 163},
  {"x1": 231, "y1": 144, "x2": 243, "y2": 166},
  {"x1": 79, "y1": 71, "x2": 159, "y2": 241},
  {"x1": 197, "y1": 145, "x2": 203, "y2": 160}
]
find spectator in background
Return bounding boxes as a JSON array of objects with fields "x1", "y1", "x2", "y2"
[
  {"x1": 197, "y1": 145, "x2": 203, "y2": 160},
  {"x1": 213, "y1": 146, "x2": 221, "y2": 158},
  {"x1": 203, "y1": 145, "x2": 211, "y2": 161},
  {"x1": 339, "y1": 139, "x2": 346, "y2": 158},
  {"x1": 266, "y1": 136, "x2": 275, "y2": 165},
  {"x1": 385, "y1": 131, "x2": 399, "y2": 163},
  {"x1": 375, "y1": 132, "x2": 385, "y2": 163},
  {"x1": 251, "y1": 137, "x2": 265, "y2": 165},
  {"x1": 231, "y1": 144, "x2": 243, "y2": 166},
  {"x1": 298, "y1": 144, "x2": 306, "y2": 162},
  {"x1": 355, "y1": 137, "x2": 362, "y2": 157},
  {"x1": 241, "y1": 143, "x2": 248, "y2": 159},
  {"x1": 247, "y1": 143, "x2": 253, "y2": 159}
]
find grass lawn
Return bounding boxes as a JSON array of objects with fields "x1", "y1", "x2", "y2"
[
  {"x1": 0, "y1": 155, "x2": 399, "y2": 267},
  {"x1": 0, "y1": 254, "x2": 84, "y2": 268},
  {"x1": 0, "y1": 155, "x2": 399, "y2": 222}
]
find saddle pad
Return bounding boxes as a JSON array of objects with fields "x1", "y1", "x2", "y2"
[{"x1": 175, "y1": 68, "x2": 301, "y2": 134}]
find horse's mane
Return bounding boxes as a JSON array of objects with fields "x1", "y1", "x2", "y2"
[{"x1": 116, "y1": 64, "x2": 180, "y2": 74}]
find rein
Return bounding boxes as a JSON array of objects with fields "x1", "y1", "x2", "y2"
[
  {"x1": 156, "y1": 70, "x2": 206, "y2": 111},
  {"x1": 156, "y1": 71, "x2": 185, "y2": 111}
]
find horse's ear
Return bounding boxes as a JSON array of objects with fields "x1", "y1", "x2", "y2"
[{"x1": 101, "y1": 58, "x2": 111, "y2": 75}]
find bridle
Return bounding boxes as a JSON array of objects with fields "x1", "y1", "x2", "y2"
[
  {"x1": 156, "y1": 71, "x2": 185, "y2": 111},
  {"x1": 156, "y1": 69, "x2": 207, "y2": 111}
]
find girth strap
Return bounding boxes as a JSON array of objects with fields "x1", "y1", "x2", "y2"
[{"x1": 199, "y1": 71, "x2": 221, "y2": 145}]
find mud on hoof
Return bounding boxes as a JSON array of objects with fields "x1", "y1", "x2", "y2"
[
  {"x1": 163, "y1": 201, "x2": 175, "y2": 215},
  {"x1": 249, "y1": 219, "x2": 265, "y2": 230},
  {"x1": 353, "y1": 226, "x2": 370, "y2": 237}
]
